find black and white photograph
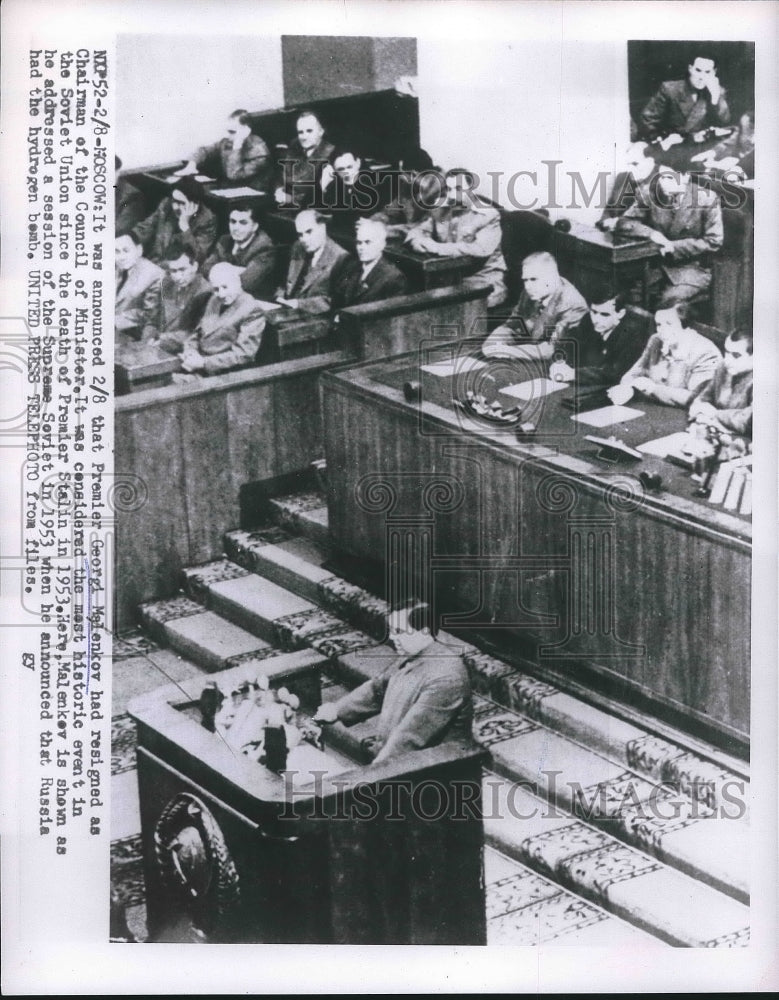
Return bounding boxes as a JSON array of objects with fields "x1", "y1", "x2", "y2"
[{"x1": 1, "y1": 0, "x2": 777, "y2": 994}]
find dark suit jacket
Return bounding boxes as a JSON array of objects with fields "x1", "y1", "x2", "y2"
[
  {"x1": 319, "y1": 172, "x2": 390, "y2": 232},
  {"x1": 640, "y1": 79, "x2": 731, "y2": 141},
  {"x1": 115, "y1": 177, "x2": 146, "y2": 233},
  {"x1": 330, "y1": 255, "x2": 408, "y2": 311},
  {"x1": 204, "y1": 230, "x2": 278, "y2": 301},
  {"x1": 133, "y1": 200, "x2": 218, "y2": 265},
  {"x1": 281, "y1": 237, "x2": 348, "y2": 313},
  {"x1": 566, "y1": 307, "x2": 655, "y2": 388},
  {"x1": 277, "y1": 138, "x2": 335, "y2": 208}
]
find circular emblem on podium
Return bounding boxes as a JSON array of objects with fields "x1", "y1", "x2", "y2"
[{"x1": 154, "y1": 793, "x2": 240, "y2": 940}]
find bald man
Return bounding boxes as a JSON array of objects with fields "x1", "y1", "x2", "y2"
[
  {"x1": 330, "y1": 218, "x2": 408, "y2": 310},
  {"x1": 482, "y1": 251, "x2": 587, "y2": 360},
  {"x1": 173, "y1": 263, "x2": 266, "y2": 376}
]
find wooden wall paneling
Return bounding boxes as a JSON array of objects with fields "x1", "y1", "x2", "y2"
[
  {"x1": 271, "y1": 370, "x2": 326, "y2": 476},
  {"x1": 177, "y1": 391, "x2": 237, "y2": 566},
  {"x1": 226, "y1": 381, "x2": 279, "y2": 491},
  {"x1": 115, "y1": 404, "x2": 190, "y2": 630}
]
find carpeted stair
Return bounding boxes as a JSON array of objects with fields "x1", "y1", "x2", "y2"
[{"x1": 111, "y1": 488, "x2": 750, "y2": 947}]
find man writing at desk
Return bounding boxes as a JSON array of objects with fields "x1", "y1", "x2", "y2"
[
  {"x1": 549, "y1": 284, "x2": 654, "y2": 390},
  {"x1": 608, "y1": 302, "x2": 720, "y2": 408},
  {"x1": 313, "y1": 604, "x2": 472, "y2": 764},
  {"x1": 481, "y1": 251, "x2": 587, "y2": 360},
  {"x1": 405, "y1": 167, "x2": 508, "y2": 308},
  {"x1": 175, "y1": 109, "x2": 273, "y2": 192}
]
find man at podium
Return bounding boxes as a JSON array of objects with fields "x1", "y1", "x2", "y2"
[{"x1": 314, "y1": 604, "x2": 472, "y2": 764}]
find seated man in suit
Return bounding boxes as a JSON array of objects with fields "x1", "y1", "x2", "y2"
[
  {"x1": 133, "y1": 177, "x2": 218, "y2": 265},
  {"x1": 115, "y1": 231, "x2": 164, "y2": 341},
  {"x1": 549, "y1": 284, "x2": 654, "y2": 390},
  {"x1": 608, "y1": 302, "x2": 721, "y2": 408},
  {"x1": 274, "y1": 109, "x2": 335, "y2": 209},
  {"x1": 405, "y1": 167, "x2": 507, "y2": 308},
  {"x1": 175, "y1": 109, "x2": 273, "y2": 192},
  {"x1": 204, "y1": 203, "x2": 278, "y2": 301},
  {"x1": 640, "y1": 54, "x2": 731, "y2": 150},
  {"x1": 688, "y1": 329, "x2": 753, "y2": 440},
  {"x1": 141, "y1": 243, "x2": 211, "y2": 348},
  {"x1": 170, "y1": 262, "x2": 266, "y2": 379},
  {"x1": 616, "y1": 164, "x2": 723, "y2": 308},
  {"x1": 313, "y1": 603, "x2": 472, "y2": 764},
  {"x1": 319, "y1": 147, "x2": 389, "y2": 234},
  {"x1": 482, "y1": 251, "x2": 587, "y2": 360},
  {"x1": 330, "y1": 217, "x2": 408, "y2": 310},
  {"x1": 275, "y1": 209, "x2": 348, "y2": 314},
  {"x1": 114, "y1": 156, "x2": 146, "y2": 233}
]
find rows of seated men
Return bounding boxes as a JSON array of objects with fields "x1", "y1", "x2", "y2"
[
  {"x1": 114, "y1": 208, "x2": 409, "y2": 380},
  {"x1": 482, "y1": 253, "x2": 752, "y2": 451},
  {"x1": 115, "y1": 83, "x2": 750, "y2": 406}
]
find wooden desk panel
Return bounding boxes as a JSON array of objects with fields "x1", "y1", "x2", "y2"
[
  {"x1": 115, "y1": 342, "x2": 182, "y2": 395},
  {"x1": 115, "y1": 353, "x2": 348, "y2": 631},
  {"x1": 549, "y1": 222, "x2": 660, "y2": 307},
  {"x1": 339, "y1": 284, "x2": 489, "y2": 360},
  {"x1": 321, "y1": 349, "x2": 751, "y2": 749},
  {"x1": 130, "y1": 652, "x2": 485, "y2": 944}
]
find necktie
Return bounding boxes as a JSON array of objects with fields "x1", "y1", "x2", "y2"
[
  {"x1": 289, "y1": 253, "x2": 314, "y2": 297},
  {"x1": 117, "y1": 270, "x2": 128, "y2": 294}
]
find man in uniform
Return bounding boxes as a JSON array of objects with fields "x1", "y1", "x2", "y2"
[
  {"x1": 406, "y1": 167, "x2": 507, "y2": 308},
  {"x1": 640, "y1": 54, "x2": 731, "y2": 148},
  {"x1": 609, "y1": 302, "x2": 721, "y2": 408},
  {"x1": 616, "y1": 164, "x2": 723, "y2": 308}
]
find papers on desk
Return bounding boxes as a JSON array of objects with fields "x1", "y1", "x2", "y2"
[
  {"x1": 571, "y1": 404, "x2": 644, "y2": 428},
  {"x1": 419, "y1": 357, "x2": 487, "y2": 377},
  {"x1": 209, "y1": 186, "x2": 263, "y2": 198},
  {"x1": 636, "y1": 431, "x2": 692, "y2": 458},
  {"x1": 499, "y1": 378, "x2": 568, "y2": 402},
  {"x1": 163, "y1": 173, "x2": 214, "y2": 184},
  {"x1": 707, "y1": 456, "x2": 753, "y2": 514}
]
